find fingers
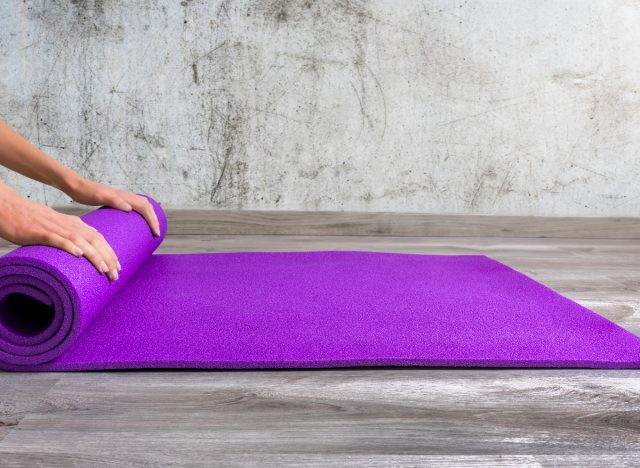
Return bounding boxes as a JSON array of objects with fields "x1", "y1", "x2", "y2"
[
  {"x1": 34, "y1": 191, "x2": 160, "y2": 283},
  {"x1": 8, "y1": 201, "x2": 123, "y2": 282},
  {"x1": 91, "y1": 230, "x2": 120, "y2": 280},
  {"x1": 70, "y1": 234, "x2": 110, "y2": 277},
  {"x1": 128, "y1": 196, "x2": 161, "y2": 237},
  {"x1": 76, "y1": 229, "x2": 120, "y2": 281},
  {"x1": 41, "y1": 232, "x2": 84, "y2": 258},
  {"x1": 112, "y1": 198, "x2": 133, "y2": 212},
  {"x1": 50, "y1": 217, "x2": 121, "y2": 281},
  {"x1": 90, "y1": 189, "x2": 161, "y2": 237}
]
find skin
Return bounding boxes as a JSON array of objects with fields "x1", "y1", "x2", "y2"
[{"x1": 0, "y1": 118, "x2": 160, "y2": 281}]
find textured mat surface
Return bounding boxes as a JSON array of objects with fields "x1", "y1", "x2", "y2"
[{"x1": 1, "y1": 199, "x2": 639, "y2": 371}]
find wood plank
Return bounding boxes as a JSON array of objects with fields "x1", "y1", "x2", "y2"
[
  {"x1": 1, "y1": 453, "x2": 638, "y2": 468},
  {"x1": 163, "y1": 210, "x2": 640, "y2": 239},
  {"x1": 1, "y1": 369, "x2": 639, "y2": 466},
  {"x1": 52, "y1": 207, "x2": 640, "y2": 239},
  {"x1": 2, "y1": 220, "x2": 640, "y2": 466},
  {"x1": 0, "y1": 375, "x2": 59, "y2": 442}
]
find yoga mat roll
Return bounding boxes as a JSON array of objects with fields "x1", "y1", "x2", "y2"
[
  {"x1": 1, "y1": 196, "x2": 640, "y2": 371},
  {"x1": 0, "y1": 197, "x2": 166, "y2": 367}
]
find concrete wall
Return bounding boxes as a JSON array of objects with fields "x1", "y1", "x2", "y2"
[{"x1": 1, "y1": 0, "x2": 639, "y2": 215}]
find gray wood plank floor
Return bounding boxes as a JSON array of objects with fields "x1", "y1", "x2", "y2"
[{"x1": 1, "y1": 213, "x2": 639, "y2": 467}]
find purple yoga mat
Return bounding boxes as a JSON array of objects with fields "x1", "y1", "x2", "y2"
[{"x1": 1, "y1": 198, "x2": 639, "y2": 371}]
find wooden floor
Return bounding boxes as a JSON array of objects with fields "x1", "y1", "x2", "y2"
[{"x1": 1, "y1": 211, "x2": 639, "y2": 467}]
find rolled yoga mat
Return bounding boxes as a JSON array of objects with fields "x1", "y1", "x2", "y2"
[{"x1": 1, "y1": 197, "x2": 639, "y2": 371}]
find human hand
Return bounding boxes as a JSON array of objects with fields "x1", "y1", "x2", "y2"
[
  {"x1": 64, "y1": 178, "x2": 161, "y2": 237},
  {"x1": 0, "y1": 186, "x2": 121, "y2": 280},
  {"x1": 0, "y1": 119, "x2": 159, "y2": 273}
]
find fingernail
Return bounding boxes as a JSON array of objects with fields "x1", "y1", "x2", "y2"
[
  {"x1": 116, "y1": 261, "x2": 122, "y2": 271},
  {"x1": 120, "y1": 203, "x2": 133, "y2": 211},
  {"x1": 100, "y1": 261, "x2": 109, "y2": 274},
  {"x1": 110, "y1": 269, "x2": 119, "y2": 281},
  {"x1": 72, "y1": 246, "x2": 83, "y2": 256}
]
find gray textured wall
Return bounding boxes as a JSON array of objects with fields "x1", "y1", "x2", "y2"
[{"x1": 1, "y1": 0, "x2": 639, "y2": 215}]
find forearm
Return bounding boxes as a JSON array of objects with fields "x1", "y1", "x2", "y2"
[
  {"x1": 0, "y1": 118, "x2": 160, "y2": 237},
  {"x1": 0, "y1": 118, "x2": 84, "y2": 193},
  {"x1": 0, "y1": 118, "x2": 158, "y2": 278}
]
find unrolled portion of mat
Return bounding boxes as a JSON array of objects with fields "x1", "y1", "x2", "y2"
[{"x1": 1, "y1": 199, "x2": 639, "y2": 370}]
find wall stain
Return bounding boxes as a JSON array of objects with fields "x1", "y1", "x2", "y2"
[
  {"x1": 205, "y1": 97, "x2": 250, "y2": 207},
  {"x1": 70, "y1": 0, "x2": 107, "y2": 16},
  {"x1": 5, "y1": 1, "x2": 639, "y2": 214},
  {"x1": 191, "y1": 62, "x2": 199, "y2": 84},
  {"x1": 133, "y1": 129, "x2": 166, "y2": 149}
]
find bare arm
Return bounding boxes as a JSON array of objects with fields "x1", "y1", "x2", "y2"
[
  {"x1": 0, "y1": 119, "x2": 82, "y2": 191},
  {"x1": 0, "y1": 118, "x2": 161, "y2": 280}
]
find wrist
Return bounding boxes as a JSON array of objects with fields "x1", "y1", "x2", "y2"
[
  {"x1": 54, "y1": 171, "x2": 86, "y2": 199},
  {"x1": 0, "y1": 181, "x2": 27, "y2": 212}
]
